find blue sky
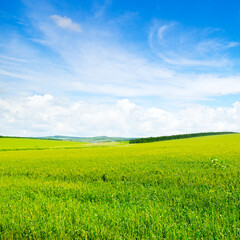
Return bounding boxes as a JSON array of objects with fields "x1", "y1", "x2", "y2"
[{"x1": 1, "y1": 0, "x2": 240, "y2": 137}]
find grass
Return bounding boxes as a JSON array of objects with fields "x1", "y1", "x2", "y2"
[
  {"x1": 0, "y1": 137, "x2": 87, "y2": 151},
  {"x1": 0, "y1": 134, "x2": 239, "y2": 239}
]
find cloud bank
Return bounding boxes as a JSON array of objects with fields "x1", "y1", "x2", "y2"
[{"x1": 0, "y1": 94, "x2": 239, "y2": 137}]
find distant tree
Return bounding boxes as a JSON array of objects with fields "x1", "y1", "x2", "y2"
[{"x1": 129, "y1": 132, "x2": 235, "y2": 144}]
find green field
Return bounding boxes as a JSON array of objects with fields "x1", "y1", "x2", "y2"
[{"x1": 0, "y1": 134, "x2": 239, "y2": 239}]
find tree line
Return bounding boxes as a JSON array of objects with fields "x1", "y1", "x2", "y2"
[{"x1": 129, "y1": 132, "x2": 235, "y2": 144}]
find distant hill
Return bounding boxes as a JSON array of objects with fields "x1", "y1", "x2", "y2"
[
  {"x1": 1, "y1": 132, "x2": 237, "y2": 143},
  {"x1": 39, "y1": 136, "x2": 132, "y2": 143}
]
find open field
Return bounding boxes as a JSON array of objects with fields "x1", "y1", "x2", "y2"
[
  {"x1": 0, "y1": 137, "x2": 88, "y2": 151},
  {"x1": 0, "y1": 134, "x2": 239, "y2": 239}
]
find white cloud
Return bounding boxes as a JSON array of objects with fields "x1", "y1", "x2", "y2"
[
  {"x1": 0, "y1": 94, "x2": 239, "y2": 137},
  {"x1": 50, "y1": 15, "x2": 82, "y2": 32}
]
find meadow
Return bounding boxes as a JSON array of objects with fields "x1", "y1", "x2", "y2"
[{"x1": 0, "y1": 134, "x2": 239, "y2": 239}]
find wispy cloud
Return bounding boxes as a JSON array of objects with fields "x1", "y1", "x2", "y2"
[
  {"x1": 1, "y1": 14, "x2": 240, "y2": 103},
  {"x1": 50, "y1": 15, "x2": 82, "y2": 32},
  {"x1": 157, "y1": 24, "x2": 173, "y2": 39},
  {"x1": 92, "y1": 0, "x2": 112, "y2": 19},
  {"x1": 149, "y1": 21, "x2": 239, "y2": 68}
]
